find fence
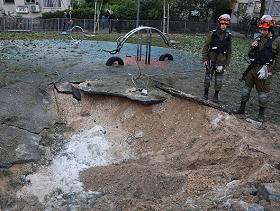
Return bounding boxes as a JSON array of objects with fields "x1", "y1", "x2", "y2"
[{"x1": 0, "y1": 16, "x2": 274, "y2": 37}]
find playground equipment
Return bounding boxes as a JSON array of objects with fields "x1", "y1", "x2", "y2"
[
  {"x1": 104, "y1": 26, "x2": 173, "y2": 66},
  {"x1": 60, "y1": 26, "x2": 94, "y2": 45}
]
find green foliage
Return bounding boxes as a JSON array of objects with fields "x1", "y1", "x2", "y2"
[
  {"x1": 169, "y1": 0, "x2": 210, "y2": 22},
  {"x1": 209, "y1": 0, "x2": 237, "y2": 23},
  {"x1": 140, "y1": 0, "x2": 163, "y2": 20},
  {"x1": 71, "y1": 0, "x2": 81, "y2": 9},
  {"x1": 72, "y1": 8, "x2": 95, "y2": 19},
  {"x1": 111, "y1": 0, "x2": 137, "y2": 20},
  {"x1": 41, "y1": 8, "x2": 95, "y2": 19},
  {"x1": 233, "y1": 8, "x2": 251, "y2": 24},
  {"x1": 41, "y1": 10, "x2": 65, "y2": 19}
]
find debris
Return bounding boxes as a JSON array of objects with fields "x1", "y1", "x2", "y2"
[
  {"x1": 155, "y1": 84, "x2": 232, "y2": 114},
  {"x1": 81, "y1": 113, "x2": 91, "y2": 117},
  {"x1": 258, "y1": 183, "x2": 280, "y2": 202},
  {"x1": 141, "y1": 89, "x2": 148, "y2": 96},
  {"x1": 135, "y1": 131, "x2": 143, "y2": 139},
  {"x1": 72, "y1": 85, "x2": 81, "y2": 101}
]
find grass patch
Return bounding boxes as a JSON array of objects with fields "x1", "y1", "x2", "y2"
[
  {"x1": 0, "y1": 32, "x2": 253, "y2": 73},
  {"x1": 0, "y1": 114, "x2": 19, "y2": 123}
]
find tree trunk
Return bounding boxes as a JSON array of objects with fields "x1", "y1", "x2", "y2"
[{"x1": 259, "y1": 0, "x2": 266, "y2": 18}]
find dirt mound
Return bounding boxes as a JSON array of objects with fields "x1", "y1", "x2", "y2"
[
  {"x1": 61, "y1": 91, "x2": 280, "y2": 210},
  {"x1": 1, "y1": 90, "x2": 280, "y2": 210}
]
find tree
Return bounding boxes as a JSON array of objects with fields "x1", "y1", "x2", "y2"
[
  {"x1": 233, "y1": 8, "x2": 250, "y2": 24},
  {"x1": 140, "y1": 0, "x2": 163, "y2": 20},
  {"x1": 111, "y1": 0, "x2": 138, "y2": 20},
  {"x1": 169, "y1": 0, "x2": 210, "y2": 21},
  {"x1": 209, "y1": 0, "x2": 236, "y2": 23},
  {"x1": 259, "y1": 0, "x2": 265, "y2": 18}
]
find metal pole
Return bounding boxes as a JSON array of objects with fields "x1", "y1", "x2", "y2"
[
  {"x1": 136, "y1": 0, "x2": 140, "y2": 27},
  {"x1": 167, "y1": 3, "x2": 169, "y2": 34},
  {"x1": 163, "y1": 0, "x2": 166, "y2": 33},
  {"x1": 148, "y1": 29, "x2": 151, "y2": 64},
  {"x1": 145, "y1": 29, "x2": 148, "y2": 64},
  {"x1": 140, "y1": 30, "x2": 143, "y2": 61},
  {"x1": 94, "y1": 1, "x2": 97, "y2": 34},
  {"x1": 137, "y1": 29, "x2": 140, "y2": 61},
  {"x1": 84, "y1": 19, "x2": 85, "y2": 31},
  {"x1": 57, "y1": 18, "x2": 60, "y2": 32}
]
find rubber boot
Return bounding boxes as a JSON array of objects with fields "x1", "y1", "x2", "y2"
[
  {"x1": 202, "y1": 88, "x2": 209, "y2": 100},
  {"x1": 213, "y1": 91, "x2": 219, "y2": 103},
  {"x1": 233, "y1": 101, "x2": 246, "y2": 114},
  {"x1": 258, "y1": 107, "x2": 265, "y2": 123}
]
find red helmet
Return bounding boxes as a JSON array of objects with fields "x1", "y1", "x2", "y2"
[
  {"x1": 259, "y1": 15, "x2": 276, "y2": 28},
  {"x1": 217, "y1": 14, "x2": 230, "y2": 24}
]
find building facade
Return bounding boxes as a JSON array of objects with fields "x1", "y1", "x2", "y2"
[
  {"x1": 0, "y1": 0, "x2": 70, "y2": 18},
  {"x1": 232, "y1": 0, "x2": 280, "y2": 23}
]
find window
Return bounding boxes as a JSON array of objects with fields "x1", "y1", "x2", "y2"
[
  {"x1": 271, "y1": 2, "x2": 280, "y2": 16},
  {"x1": 25, "y1": 0, "x2": 35, "y2": 4},
  {"x1": 43, "y1": 0, "x2": 61, "y2": 7},
  {"x1": 4, "y1": 0, "x2": 14, "y2": 3},
  {"x1": 16, "y1": 6, "x2": 28, "y2": 13},
  {"x1": 254, "y1": 2, "x2": 261, "y2": 13},
  {"x1": 238, "y1": 3, "x2": 248, "y2": 11}
]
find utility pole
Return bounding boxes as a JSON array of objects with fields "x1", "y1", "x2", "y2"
[{"x1": 163, "y1": 0, "x2": 166, "y2": 33}]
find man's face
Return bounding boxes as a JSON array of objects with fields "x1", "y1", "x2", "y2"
[
  {"x1": 260, "y1": 28, "x2": 269, "y2": 37},
  {"x1": 220, "y1": 23, "x2": 227, "y2": 31}
]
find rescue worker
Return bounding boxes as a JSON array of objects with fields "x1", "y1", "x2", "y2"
[
  {"x1": 202, "y1": 14, "x2": 232, "y2": 103},
  {"x1": 233, "y1": 15, "x2": 280, "y2": 122}
]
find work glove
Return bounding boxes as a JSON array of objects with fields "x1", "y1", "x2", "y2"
[
  {"x1": 257, "y1": 65, "x2": 268, "y2": 79},
  {"x1": 216, "y1": 66, "x2": 223, "y2": 73}
]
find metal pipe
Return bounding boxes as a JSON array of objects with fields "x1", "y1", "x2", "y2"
[
  {"x1": 148, "y1": 28, "x2": 152, "y2": 64},
  {"x1": 136, "y1": 0, "x2": 140, "y2": 27}
]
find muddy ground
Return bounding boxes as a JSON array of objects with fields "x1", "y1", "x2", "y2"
[{"x1": 0, "y1": 39, "x2": 280, "y2": 210}]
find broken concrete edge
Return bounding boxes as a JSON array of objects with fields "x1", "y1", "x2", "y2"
[
  {"x1": 258, "y1": 183, "x2": 280, "y2": 202},
  {"x1": 54, "y1": 81, "x2": 165, "y2": 105},
  {"x1": 155, "y1": 83, "x2": 232, "y2": 115},
  {"x1": 54, "y1": 82, "x2": 74, "y2": 94},
  {"x1": 53, "y1": 81, "x2": 234, "y2": 110},
  {"x1": 79, "y1": 89, "x2": 165, "y2": 105}
]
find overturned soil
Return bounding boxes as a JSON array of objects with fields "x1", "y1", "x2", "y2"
[
  {"x1": 2, "y1": 89, "x2": 280, "y2": 210},
  {"x1": 1, "y1": 40, "x2": 280, "y2": 210}
]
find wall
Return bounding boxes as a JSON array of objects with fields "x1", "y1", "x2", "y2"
[{"x1": 0, "y1": 0, "x2": 69, "y2": 18}]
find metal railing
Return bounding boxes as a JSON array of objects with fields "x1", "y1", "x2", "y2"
[{"x1": 1, "y1": 17, "x2": 277, "y2": 36}]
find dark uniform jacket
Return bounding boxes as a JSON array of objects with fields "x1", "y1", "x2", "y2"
[
  {"x1": 248, "y1": 35, "x2": 280, "y2": 75},
  {"x1": 202, "y1": 28, "x2": 232, "y2": 67}
]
